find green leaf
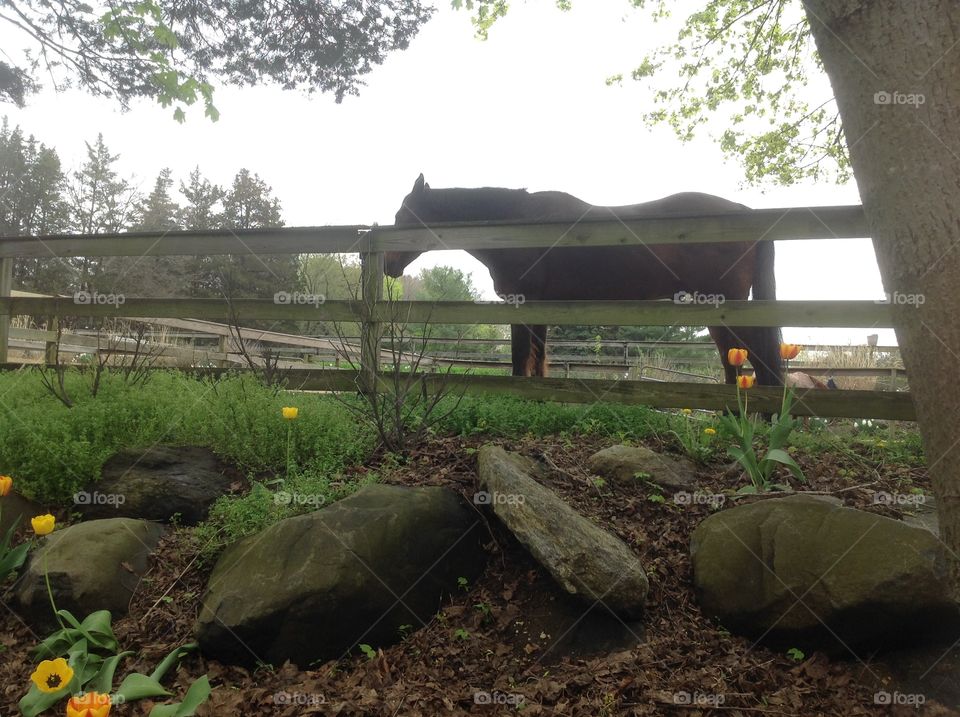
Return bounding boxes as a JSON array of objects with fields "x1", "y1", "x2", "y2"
[
  {"x1": 762, "y1": 448, "x2": 807, "y2": 482},
  {"x1": 148, "y1": 676, "x2": 212, "y2": 717},
  {"x1": 90, "y1": 651, "x2": 135, "y2": 693},
  {"x1": 151, "y1": 643, "x2": 197, "y2": 682},
  {"x1": 115, "y1": 672, "x2": 172, "y2": 702}
]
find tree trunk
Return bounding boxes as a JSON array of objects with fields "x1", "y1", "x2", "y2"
[{"x1": 802, "y1": 1, "x2": 960, "y2": 591}]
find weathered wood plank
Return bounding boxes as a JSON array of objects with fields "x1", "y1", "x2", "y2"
[
  {"x1": 0, "y1": 206, "x2": 867, "y2": 258},
  {"x1": 369, "y1": 205, "x2": 868, "y2": 252},
  {"x1": 0, "y1": 226, "x2": 372, "y2": 259},
  {"x1": 0, "y1": 297, "x2": 894, "y2": 328}
]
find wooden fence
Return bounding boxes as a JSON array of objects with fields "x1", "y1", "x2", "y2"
[{"x1": 0, "y1": 205, "x2": 917, "y2": 420}]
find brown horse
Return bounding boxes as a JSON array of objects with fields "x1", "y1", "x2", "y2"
[{"x1": 385, "y1": 175, "x2": 783, "y2": 386}]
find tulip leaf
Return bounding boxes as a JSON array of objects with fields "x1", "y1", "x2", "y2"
[
  {"x1": 151, "y1": 643, "x2": 197, "y2": 682},
  {"x1": 18, "y1": 672, "x2": 81, "y2": 717},
  {"x1": 115, "y1": 672, "x2": 173, "y2": 702},
  {"x1": 148, "y1": 676, "x2": 212, "y2": 717},
  {"x1": 90, "y1": 651, "x2": 135, "y2": 693}
]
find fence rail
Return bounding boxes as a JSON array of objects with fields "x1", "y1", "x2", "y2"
[{"x1": 0, "y1": 205, "x2": 914, "y2": 420}]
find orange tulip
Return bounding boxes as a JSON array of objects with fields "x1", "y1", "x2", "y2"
[
  {"x1": 737, "y1": 375, "x2": 756, "y2": 389},
  {"x1": 0, "y1": 474, "x2": 11, "y2": 496},
  {"x1": 66, "y1": 691, "x2": 111, "y2": 717},
  {"x1": 780, "y1": 343, "x2": 801, "y2": 360},
  {"x1": 727, "y1": 348, "x2": 748, "y2": 366}
]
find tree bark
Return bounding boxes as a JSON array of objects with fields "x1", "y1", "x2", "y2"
[{"x1": 802, "y1": 1, "x2": 960, "y2": 591}]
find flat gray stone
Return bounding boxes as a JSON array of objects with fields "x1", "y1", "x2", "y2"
[
  {"x1": 588, "y1": 445, "x2": 697, "y2": 491},
  {"x1": 478, "y1": 445, "x2": 648, "y2": 619}
]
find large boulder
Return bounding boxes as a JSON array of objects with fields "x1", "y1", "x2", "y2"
[
  {"x1": 691, "y1": 495, "x2": 960, "y2": 650},
  {"x1": 15, "y1": 518, "x2": 163, "y2": 627},
  {"x1": 196, "y1": 484, "x2": 486, "y2": 667},
  {"x1": 478, "y1": 445, "x2": 648, "y2": 619},
  {"x1": 587, "y1": 444, "x2": 697, "y2": 491},
  {"x1": 76, "y1": 445, "x2": 236, "y2": 525}
]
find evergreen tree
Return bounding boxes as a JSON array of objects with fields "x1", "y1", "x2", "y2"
[
  {"x1": 66, "y1": 134, "x2": 138, "y2": 292},
  {"x1": 0, "y1": 118, "x2": 71, "y2": 292},
  {"x1": 103, "y1": 168, "x2": 190, "y2": 296}
]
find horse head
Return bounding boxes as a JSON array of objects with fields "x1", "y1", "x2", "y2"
[{"x1": 385, "y1": 173, "x2": 431, "y2": 278}]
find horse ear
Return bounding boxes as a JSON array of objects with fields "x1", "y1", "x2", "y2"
[{"x1": 413, "y1": 173, "x2": 426, "y2": 194}]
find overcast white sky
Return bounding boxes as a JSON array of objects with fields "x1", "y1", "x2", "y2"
[{"x1": 2, "y1": 1, "x2": 894, "y2": 345}]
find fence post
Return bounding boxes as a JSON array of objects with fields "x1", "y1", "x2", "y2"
[
  {"x1": 45, "y1": 316, "x2": 59, "y2": 365},
  {"x1": 359, "y1": 248, "x2": 384, "y2": 393},
  {"x1": 0, "y1": 258, "x2": 12, "y2": 364}
]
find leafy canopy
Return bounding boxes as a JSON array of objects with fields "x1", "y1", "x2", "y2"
[{"x1": 0, "y1": 0, "x2": 435, "y2": 120}]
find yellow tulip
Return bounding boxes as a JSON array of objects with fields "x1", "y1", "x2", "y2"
[
  {"x1": 737, "y1": 375, "x2": 756, "y2": 389},
  {"x1": 727, "y1": 348, "x2": 748, "y2": 367},
  {"x1": 30, "y1": 658, "x2": 73, "y2": 693},
  {"x1": 66, "y1": 691, "x2": 111, "y2": 717},
  {"x1": 31, "y1": 514, "x2": 56, "y2": 536},
  {"x1": 0, "y1": 474, "x2": 11, "y2": 496},
  {"x1": 282, "y1": 406, "x2": 299, "y2": 420},
  {"x1": 780, "y1": 343, "x2": 801, "y2": 360},
  {"x1": 704, "y1": 427, "x2": 717, "y2": 435}
]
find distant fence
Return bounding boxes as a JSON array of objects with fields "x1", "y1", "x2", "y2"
[{"x1": 0, "y1": 205, "x2": 917, "y2": 420}]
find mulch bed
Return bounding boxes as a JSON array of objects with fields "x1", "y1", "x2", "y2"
[{"x1": 1, "y1": 431, "x2": 954, "y2": 716}]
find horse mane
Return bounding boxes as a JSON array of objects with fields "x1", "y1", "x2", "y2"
[{"x1": 421, "y1": 186, "x2": 532, "y2": 222}]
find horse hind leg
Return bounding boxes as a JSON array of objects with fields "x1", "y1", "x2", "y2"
[
  {"x1": 511, "y1": 324, "x2": 533, "y2": 376},
  {"x1": 529, "y1": 324, "x2": 548, "y2": 377}
]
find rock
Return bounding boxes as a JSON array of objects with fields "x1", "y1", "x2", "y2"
[
  {"x1": 901, "y1": 495, "x2": 939, "y2": 535},
  {"x1": 196, "y1": 484, "x2": 486, "y2": 667},
  {"x1": 0, "y1": 491, "x2": 42, "y2": 539},
  {"x1": 691, "y1": 495, "x2": 960, "y2": 650},
  {"x1": 15, "y1": 518, "x2": 163, "y2": 627},
  {"x1": 478, "y1": 445, "x2": 648, "y2": 619},
  {"x1": 76, "y1": 445, "x2": 236, "y2": 525},
  {"x1": 587, "y1": 444, "x2": 697, "y2": 491}
]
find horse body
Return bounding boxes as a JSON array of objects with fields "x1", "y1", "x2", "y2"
[{"x1": 387, "y1": 175, "x2": 783, "y2": 385}]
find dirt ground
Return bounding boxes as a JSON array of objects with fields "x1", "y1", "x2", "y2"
[{"x1": 2, "y1": 433, "x2": 956, "y2": 716}]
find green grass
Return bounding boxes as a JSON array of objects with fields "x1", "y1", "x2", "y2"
[
  {"x1": 433, "y1": 394, "x2": 673, "y2": 440},
  {"x1": 0, "y1": 368, "x2": 373, "y2": 504}
]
